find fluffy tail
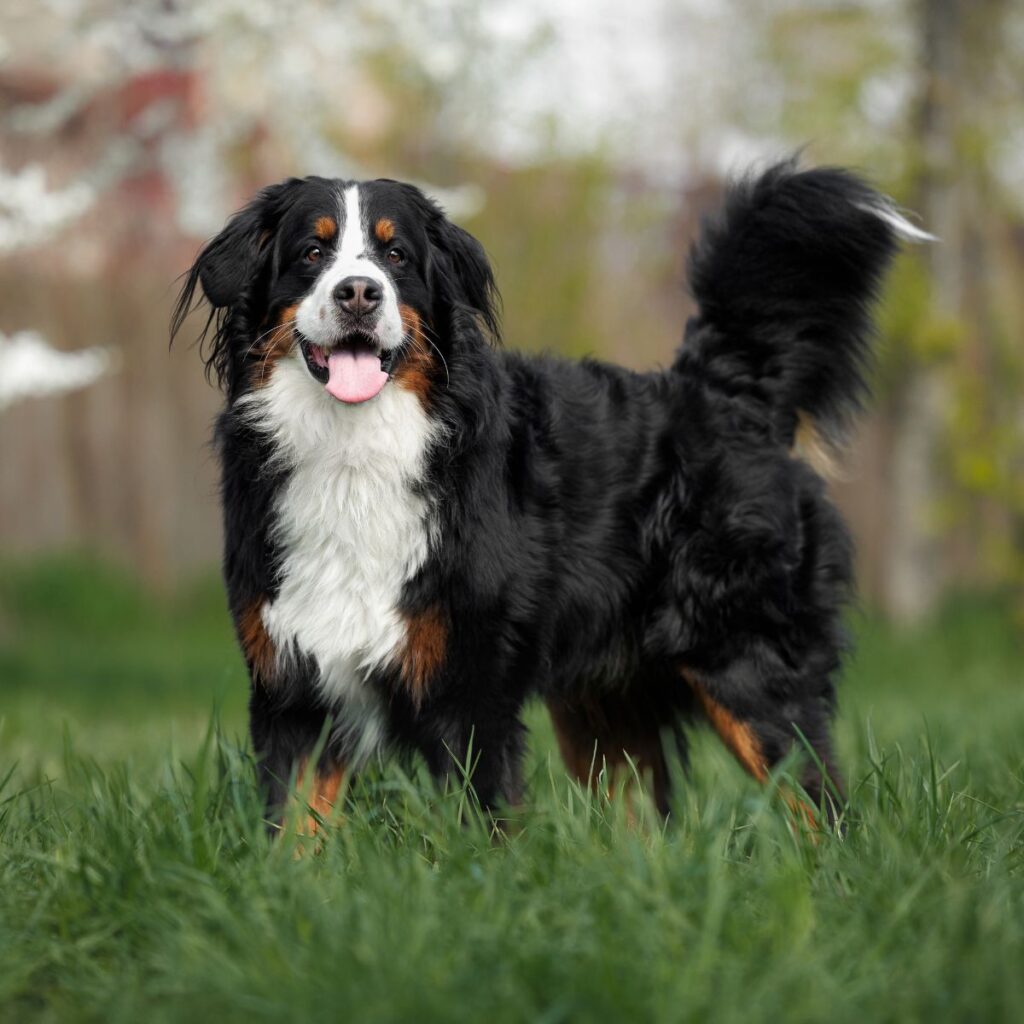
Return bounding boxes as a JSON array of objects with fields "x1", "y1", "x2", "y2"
[{"x1": 677, "y1": 159, "x2": 930, "y2": 444}]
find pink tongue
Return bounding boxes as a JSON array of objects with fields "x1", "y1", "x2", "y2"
[{"x1": 325, "y1": 349, "x2": 389, "y2": 404}]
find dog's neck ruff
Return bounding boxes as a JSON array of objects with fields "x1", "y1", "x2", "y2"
[{"x1": 239, "y1": 353, "x2": 439, "y2": 762}]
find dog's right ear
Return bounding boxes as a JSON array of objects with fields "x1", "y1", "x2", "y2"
[{"x1": 171, "y1": 178, "x2": 302, "y2": 388}]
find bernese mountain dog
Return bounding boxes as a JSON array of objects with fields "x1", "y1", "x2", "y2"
[{"x1": 172, "y1": 160, "x2": 924, "y2": 832}]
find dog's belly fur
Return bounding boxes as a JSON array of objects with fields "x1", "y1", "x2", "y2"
[{"x1": 243, "y1": 354, "x2": 438, "y2": 762}]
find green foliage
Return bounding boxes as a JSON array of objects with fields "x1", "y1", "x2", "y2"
[
  {"x1": 758, "y1": 7, "x2": 903, "y2": 167},
  {"x1": 733, "y1": 0, "x2": 1024, "y2": 609},
  {"x1": 2, "y1": 724, "x2": 1022, "y2": 1023},
  {"x1": 874, "y1": 253, "x2": 957, "y2": 391},
  {"x1": 0, "y1": 554, "x2": 247, "y2": 775},
  {"x1": 1, "y1": 558, "x2": 1022, "y2": 1022},
  {"x1": 469, "y1": 159, "x2": 614, "y2": 359}
]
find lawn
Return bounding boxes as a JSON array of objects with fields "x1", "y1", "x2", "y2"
[{"x1": 1, "y1": 555, "x2": 1022, "y2": 1023}]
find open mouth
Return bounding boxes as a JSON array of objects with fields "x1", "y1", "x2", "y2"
[{"x1": 299, "y1": 333, "x2": 390, "y2": 404}]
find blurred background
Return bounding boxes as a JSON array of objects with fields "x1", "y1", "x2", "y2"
[{"x1": 0, "y1": 0, "x2": 1021, "y2": 767}]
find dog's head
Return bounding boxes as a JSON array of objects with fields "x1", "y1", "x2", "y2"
[{"x1": 172, "y1": 177, "x2": 499, "y2": 403}]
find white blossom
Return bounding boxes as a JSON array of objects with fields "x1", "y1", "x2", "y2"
[
  {"x1": 0, "y1": 330, "x2": 118, "y2": 410},
  {"x1": 0, "y1": 166, "x2": 96, "y2": 255}
]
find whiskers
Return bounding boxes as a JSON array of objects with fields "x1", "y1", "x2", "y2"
[
  {"x1": 414, "y1": 319, "x2": 451, "y2": 391},
  {"x1": 248, "y1": 316, "x2": 299, "y2": 387},
  {"x1": 245, "y1": 317, "x2": 296, "y2": 361}
]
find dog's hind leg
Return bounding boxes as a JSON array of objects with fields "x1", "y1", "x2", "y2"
[
  {"x1": 419, "y1": 707, "x2": 528, "y2": 822},
  {"x1": 546, "y1": 679, "x2": 690, "y2": 817},
  {"x1": 681, "y1": 665, "x2": 845, "y2": 828}
]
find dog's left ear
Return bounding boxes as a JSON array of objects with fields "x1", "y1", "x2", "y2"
[
  {"x1": 427, "y1": 215, "x2": 501, "y2": 343},
  {"x1": 389, "y1": 181, "x2": 500, "y2": 340},
  {"x1": 171, "y1": 178, "x2": 303, "y2": 387}
]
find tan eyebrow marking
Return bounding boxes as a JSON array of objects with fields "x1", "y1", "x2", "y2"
[
  {"x1": 314, "y1": 216, "x2": 337, "y2": 241},
  {"x1": 375, "y1": 218, "x2": 395, "y2": 243}
]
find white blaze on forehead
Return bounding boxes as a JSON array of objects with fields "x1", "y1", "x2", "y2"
[
  {"x1": 337, "y1": 185, "x2": 368, "y2": 267},
  {"x1": 294, "y1": 183, "x2": 405, "y2": 352}
]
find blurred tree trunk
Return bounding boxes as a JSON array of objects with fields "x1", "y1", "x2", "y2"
[{"x1": 884, "y1": 0, "x2": 962, "y2": 623}]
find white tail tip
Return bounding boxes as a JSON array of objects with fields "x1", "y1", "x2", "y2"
[{"x1": 859, "y1": 200, "x2": 937, "y2": 243}]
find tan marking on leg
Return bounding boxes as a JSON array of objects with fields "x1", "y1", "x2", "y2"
[
  {"x1": 375, "y1": 217, "x2": 395, "y2": 243},
  {"x1": 784, "y1": 792, "x2": 821, "y2": 832},
  {"x1": 684, "y1": 673, "x2": 768, "y2": 781},
  {"x1": 546, "y1": 697, "x2": 671, "y2": 818},
  {"x1": 684, "y1": 670, "x2": 826, "y2": 834},
  {"x1": 399, "y1": 604, "x2": 447, "y2": 705},
  {"x1": 238, "y1": 599, "x2": 275, "y2": 687},
  {"x1": 548, "y1": 698, "x2": 621, "y2": 794},
  {"x1": 295, "y1": 760, "x2": 346, "y2": 837},
  {"x1": 547, "y1": 699, "x2": 599, "y2": 784},
  {"x1": 314, "y1": 215, "x2": 337, "y2": 241}
]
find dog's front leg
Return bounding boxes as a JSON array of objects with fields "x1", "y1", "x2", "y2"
[
  {"x1": 248, "y1": 681, "x2": 349, "y2": 838},
  {"x1": 418, "y1": 704, "x2": 527, "y2": 824}
]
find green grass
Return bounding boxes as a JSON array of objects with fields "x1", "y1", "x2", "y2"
[{"x1": 1, "y1": 555, "x2": 1022, "y2": 1023}]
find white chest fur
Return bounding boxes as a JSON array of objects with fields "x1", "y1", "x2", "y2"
[{"x1": 241, "y1": 355, "x2": 438, "y2": 761}]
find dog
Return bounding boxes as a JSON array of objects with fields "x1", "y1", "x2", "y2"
[{"x1": 172, "y1": 160, "x2": 922, "y2": 831}]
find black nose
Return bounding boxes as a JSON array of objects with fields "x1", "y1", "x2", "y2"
[{"x1": 333, "y1": 276, "x2": 382, "y2": 317}]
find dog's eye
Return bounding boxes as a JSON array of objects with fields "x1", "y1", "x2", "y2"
[
  {"x1": 386, "y1": 247, "x2": 406, "y2": 265},
  {"x1": 304, "y1": 246, "x2": 322, "y2": 264}
]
